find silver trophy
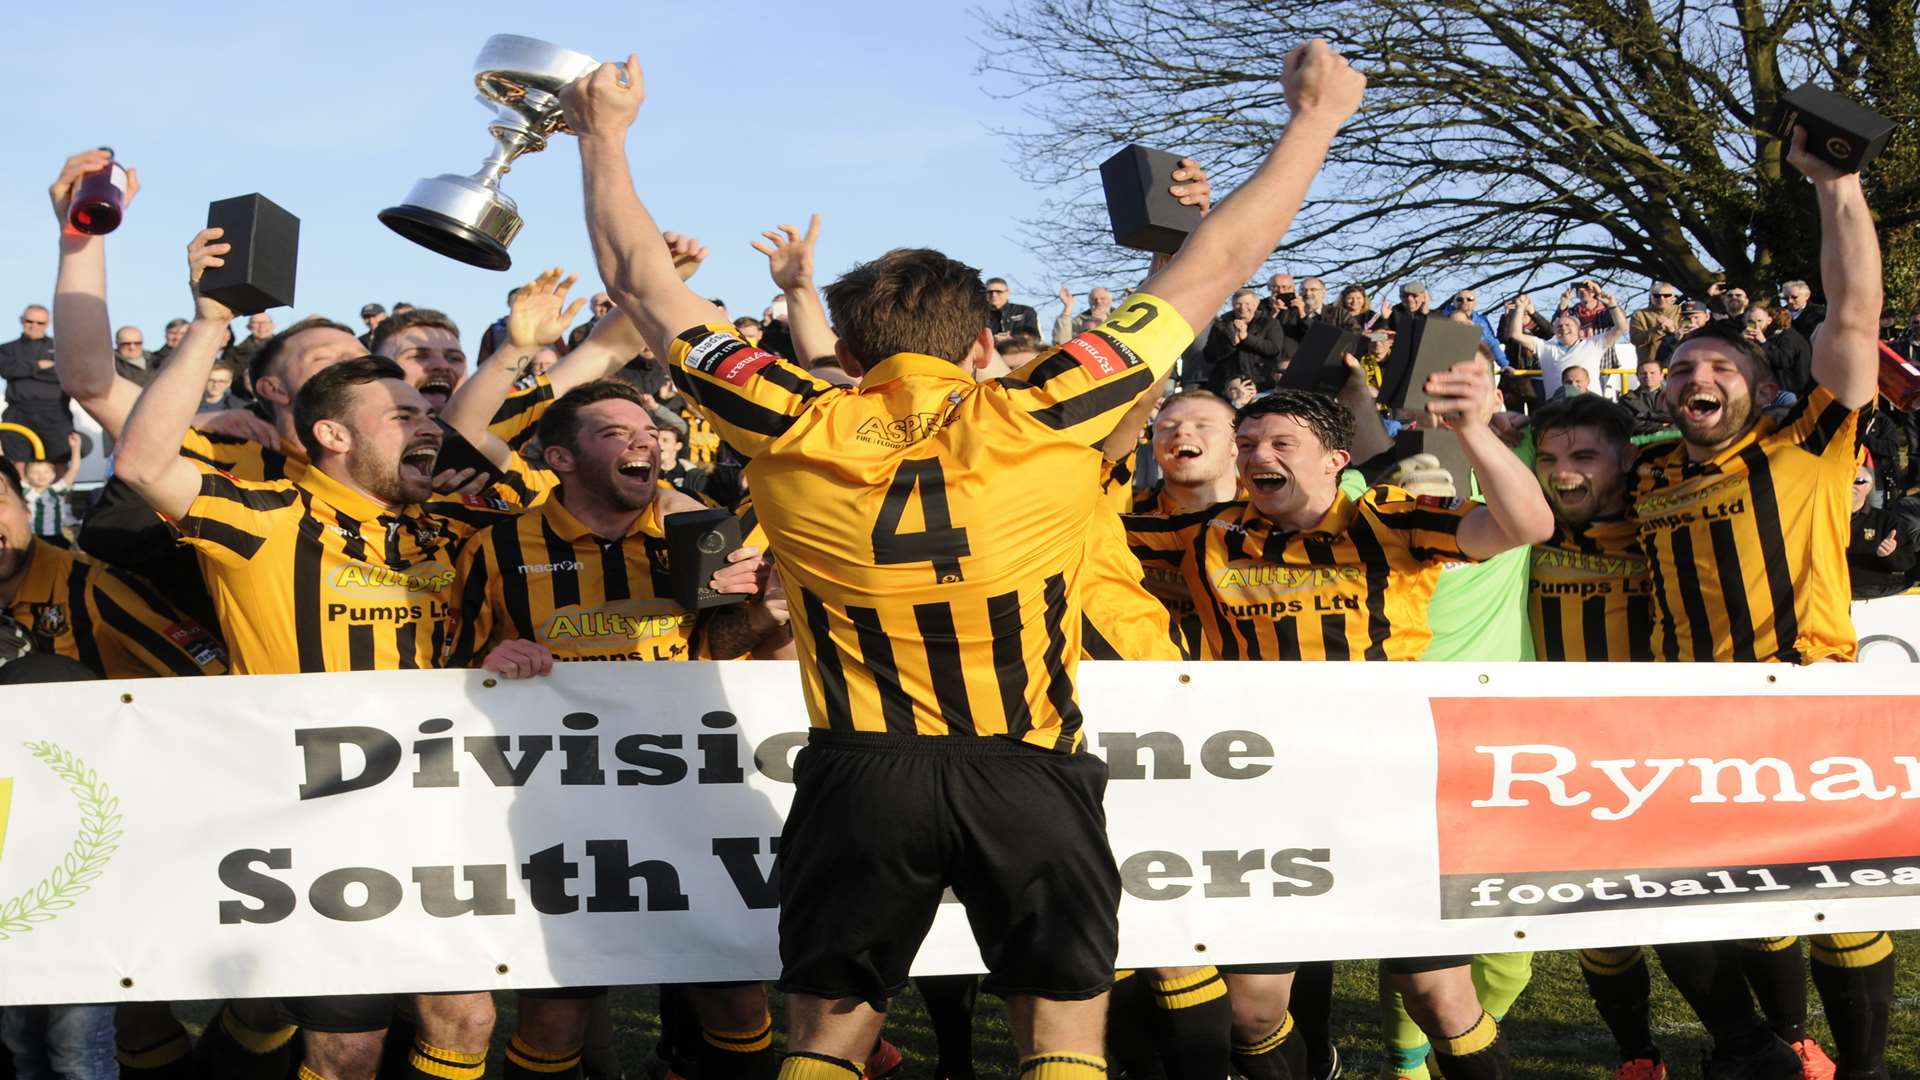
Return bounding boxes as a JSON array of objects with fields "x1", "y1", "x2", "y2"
[{"x1": 378, "y1": 35, "x2": 602, "y2": 270}]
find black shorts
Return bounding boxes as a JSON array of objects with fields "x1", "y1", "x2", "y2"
[
  {"x1": 1383, "y1": 955, "x2": 1472, "y2": 976},
  {"x1": 274, "y1": 994, "x2": 391, "y2": 1033},
  {"x1": 775, "y1": 731, "x2": 1121, "y2": 1010}
]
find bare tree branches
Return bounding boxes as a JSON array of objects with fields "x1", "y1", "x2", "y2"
[{"x1": 981, "y1": 0, "x2": 1920, "y2": 303}]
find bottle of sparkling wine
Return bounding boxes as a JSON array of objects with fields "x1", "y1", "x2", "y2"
[{"x1": 68, "y1": 147, "x2": 129, "y2": 235}]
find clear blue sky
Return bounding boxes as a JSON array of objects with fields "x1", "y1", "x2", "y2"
[{"x1": 2, "y1": 2, "x2": 1093, "y2": 357}]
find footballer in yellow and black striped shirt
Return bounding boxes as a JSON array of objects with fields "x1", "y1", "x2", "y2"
[
  {"x1": 1629, "y1": 145, "x2": 1881, "y2": 668},
  {"x1": 1125, "y1": 389, "x2": 1244, "y2": 660},
  {"x1": 1524, "y1": 395, "x2": 1655, "y2": 662},
  {"x1": 563, "y1": 40, "x2": 1364, "y2": 1080},
  {"x1": 1126, "y1": 380, "x2": 1554, "y2": 662},
  {"x1": 447, "y1": 380, "x2": 789, "y2": 671},
  {"x1": 113, "y1": 293, "x2": 510, "y2": 1070},
  {"x1": 0, "y1": 459, "x2": 224, "y2": 677}
]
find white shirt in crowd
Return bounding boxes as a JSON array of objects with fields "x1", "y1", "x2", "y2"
[{"x1": 1514, "y1": 325, "x2": 1632, "y2": 398}]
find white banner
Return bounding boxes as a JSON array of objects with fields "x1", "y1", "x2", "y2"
[
  {"x1": 1854, "y1": 591, "x2": 1920, "y2": 663},
  {"x1": 3, "y1": 661, "x2": 1920, "y2": 1005}
]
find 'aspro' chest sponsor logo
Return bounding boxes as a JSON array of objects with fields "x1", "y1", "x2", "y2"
[{"x1": 857, "y1": 413, "x2": 946, "y2": 448}]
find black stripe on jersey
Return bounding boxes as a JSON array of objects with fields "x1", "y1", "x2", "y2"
[
  {"x1": 1569, "y1": 523, "x2": 1604, "y2": 555},
  {"x1": 347, "y1": 623, "x2": 376, "y2": 670},
  {"x1": 1197, "y1": 524, "x2": 1239, "y2": 661},
  {"x1": 1345, "y1": 515, "x2": 1394, "y2": 661},
  {"x1": 396, "y1": 623, "x2": 419, "y2": 670},
  {"x1": 1644, "y1": 535, "x2": 1682, "y2": 661},
  {"x1": 331, "y1": 511, "x2": 372, "y2": 565},
  {"x1": 1799, "y1": 398, "x2": 1852, "y2": 458},
  {"x1": 1080, "y1": 615, "x2": 1122, "y2": 660},
  {"x1": 293, "y1": 508, "x2": 327, "y2": 673},
  {"x1": 1627, "y1": 596, "x2": 1655, "y2": 661},
  {"x1": 199, "y1": 472, "x2": 301, "y2": 512},
  {"x1": 598, "y1": 539, "x2": 631, "y2": 601},
  {"x1": 1237, "y1": 619, "x2": 1264, "y2": 659},
  {"x1": 1041, "y1": 574, "x2": 1083, "y2": 752},
  {"x1": 756, "y1": 361, "x2": 831, "y2": 401},
  {"x1": 492, "y1": 523, "x2": 540, "y2": 641},
  {"x1": 1739, "y1": 445, "x2": 1801, "y2": 662},
  {"x1": 1539, "y1": 597, "x2": 1566, "y2": 660},
  {"x1": 1667, "y1": 528, "x2": 1717, "y2": 660},
  {"x1": 447, "y1": 548, "x2": 491, "y2": 666},
  {"x1": 179, "y1": 444, "x2": 224, "y2": 468},
  {"x1": 988, "y1": 590, "x2": 1033, "y2": 736},
  {"x1": 180, "y1": 516, "x2": 269, "y2": 560},
  {"x1": 643, "y1": 537, "x2": 675, "y2": 600},
  {"x1": 490, "y1": 381, "x2": 552, "y2": 428},
  {"x1": 848, "y1": 605, "x2": 915, "y2": 735},
  {"x1": 1708, "y1": 518, "x2": 1758, "y2": 662},
  {"x1": 1028, "y1": 367, "x2": 1153, "y2": 436},
  {"x1": 541, "y1": 518, "x2": 582, "y2": 609},
  {"x1": 1131, "y1": 547, "x2": 1184, "y2": 565},
  {"x1": 802, "y1": 589, "x2": 854, "y2": 731},
  {"x1": 1016, "y1": 349, "x2": 1093, "y2": 390},
  {"x1": 63, "y1": 563, "x2": 104, "y2": 675},
  {"x1": 915, "y1": 602, "x2": 976, "y2": 735},
  {"x1": 94, "y1": 590, "x2": 202, "y2": 676},
  {"x1": 1319, "y1": 614, "x2": 1349, "y2": 660},
  {"x1": 683, "y1": 376, "x2": 805, "y2": 440},
  {"x1": 1299, "y1": 535, "x2": 1335, "y2": 566},
  {"x1": 1581, "y1": 596, "x2": 1610, "y2": 661},
  {"x1": 1273, "y1": 615, "x2": 1300, "y2": 659}
]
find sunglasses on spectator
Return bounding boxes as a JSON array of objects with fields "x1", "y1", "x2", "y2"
[{"x1": 21, "y1": 317, "x2": 47, "y2": 326}]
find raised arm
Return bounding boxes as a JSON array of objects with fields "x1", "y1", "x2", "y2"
[
  {"x1": 1422, "y1": 360, "x2": 1554, "y2": 558},
  {"x1": 561, "y1": 56, "x2": 724, "y2": 360},
  {"x1": 1136, "y1": 41, "x2": 1364, "y2": 334},
  {"x1": 439, "y1": 267, "x2": 582, "y2": 457},
  {"x1": 1791, "y1": 127, "x2": 1882, "y2": 408},
  {"x1": 114, "y1": 230, "x2": 234, "y2": 520},
  {"x1": 753, "y1": 215, "x2": 839, "y2": 366},
  {"x1": 49, "y1": 149, "x2": 146, "y2": 439},
  {"x1": 1596, "y1": 291, "x2": 1629, "y2": 347}
]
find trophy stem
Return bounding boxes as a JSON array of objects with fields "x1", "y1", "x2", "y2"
[{"x1": 475, "y1": 128, "x2": 539, "y2": 189}]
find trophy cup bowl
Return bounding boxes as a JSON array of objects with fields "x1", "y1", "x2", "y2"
[{"x1": 379, "y1": 35, "x2": 602, "y2": 270}]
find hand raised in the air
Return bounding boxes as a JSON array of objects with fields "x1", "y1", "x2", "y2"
[
  {"x1": 507, "y1": 267, "x2": 585, "y2": 348},
  {"x1": 665, "y1": 232, "x2": 709, "y2": 282},
  {"x1": 50, "y1": 148, "x2": 139, "y2": 231},
  {"x1": 1170, "y1": 158, "x2": 1214, "y2": 214},
  {"x1": 752, "y1": 216, "x2": 821, "y2": 293},
  {"x1": 561, "y1": 54, "x2": 644, "y2": 140},
  {"x1": 187, "y1": 228, "x2": 234, "y2": 323},
  {"x1": 1280, "y1": 40, "x2": 1365, "y2": 128}
]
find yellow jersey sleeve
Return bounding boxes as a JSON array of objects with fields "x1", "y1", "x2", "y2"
[
  {"x1": 84, "y1": 565, "x2": 229, "y2": 677},
  {"x1": 1365, "y1": 485, "x2": 1479, "y2": 565},
  {"x1": 667, "y1": 326, "x2": 840, "y2": 459},
  {"x1": 996, "y1": 293, "x2": 1193, "y2": 447},
  {"x1": 490, "y1": 374, "x2": 556, "y2": 451},
  {"x1": 172, "y1": 463, "x2": 301, "y2": 570},
  {"x1": 1764, "y1": 383, "x2": 1861, "y2": 473}
]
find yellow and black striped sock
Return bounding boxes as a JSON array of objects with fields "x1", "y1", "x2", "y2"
[
  {"x1": 405, "y1": 1039, "x2": 487, "y2": 1080},
  {"x1": 1578, "y1": 947, "x2": 1657, "y2": 1062},
  {"x1": 1430, "y1": 1011, "x2": 1508, "y2": 1080},
  {"x1": 777, "y1": 1050, "x2": 863, "y2": 1079},
  {"x1": 1018, "y1": 1051, "x2": 1107, "y2": 1079},
  {"x1": 505, "y1": 1034, "x2": 584, "y2": 1079},
  {"x1": 192, "y1": 1005, "x2": 297, "y2": 1080},
  {"x1": 1230, "y1": 1012, "x2": 1304, "y2": 1080},
  {"x1": 1148, "y1": 967, "x2": 1231, "y2": 1080},
  {"x1": 1810, "y1": 931, "x2": 1895, "y2": 1075},
  {"x1": 696, "y1": 1011, "x2": 778, "y2": 1080},
  {"x1": 1105, "y1": 969, "x2": 1160, "y2": 1080},
  {"x1": 1736, "y1": 936, "x2": 1808, "y2": 1044},
  {"x1": 116, "y1": 1029, "x2": 194, "y2": 1080},
  {"x1": 298, "y1": 1067, "x2": 328, "y2": 1080}
]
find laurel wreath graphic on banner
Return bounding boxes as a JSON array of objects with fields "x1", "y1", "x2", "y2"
[{"x1": 0, "y1": 742, "x2": 120, "y2": 941}]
